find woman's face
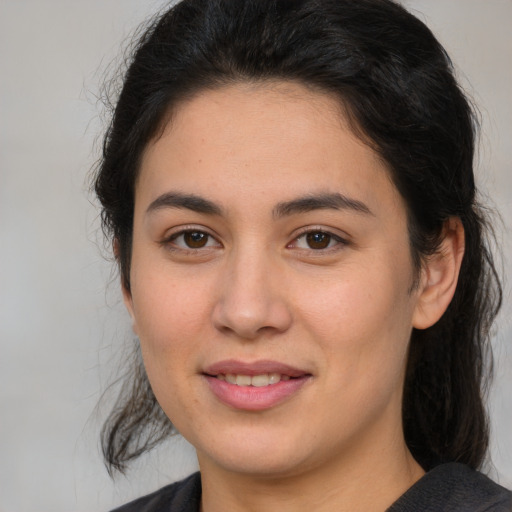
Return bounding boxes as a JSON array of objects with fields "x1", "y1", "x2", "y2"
[{"x1": 125, "y1": 82, "x2": 425, "y2": 478}]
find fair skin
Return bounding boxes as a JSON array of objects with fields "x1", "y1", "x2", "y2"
[{"x1": 123, "y1": 82, "x2": 464, "y2": 512}]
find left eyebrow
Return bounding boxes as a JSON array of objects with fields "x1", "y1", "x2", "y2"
[{"x1": 272, "y1": 192, "x2": 374, "y2": 218}]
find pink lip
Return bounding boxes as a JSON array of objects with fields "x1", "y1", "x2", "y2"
[
  {"x1": 203, "y1": 359, "x2": 312, "y2": 411},
  {"x1": 204, "y1": 359, "x2": 308, "y2": 377}
]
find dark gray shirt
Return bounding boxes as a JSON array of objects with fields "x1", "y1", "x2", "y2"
[{"x1": 111, "y1": 463, "x2": 512, "y2": 511}]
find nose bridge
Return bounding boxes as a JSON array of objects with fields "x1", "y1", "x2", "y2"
[{"x1": 212, "y1": 241, "x2": 292, "y2": 339}]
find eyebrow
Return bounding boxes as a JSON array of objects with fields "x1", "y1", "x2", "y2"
[
  {"x1": 145, "y1": 191, "x2": 373, "y2": 218},
  {"x1": 146, "y1": 192, "x2": 223, "y2": 216},
  {"x1": 273, "y1": 192, "x2": 373, "y2": 218}
]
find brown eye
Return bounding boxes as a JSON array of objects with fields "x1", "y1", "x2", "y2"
[
  {"x1": 305, "y1": 232, "x2": 332, "y2": 249},
  {"x1": 164, "y1": 229, "x2": 221, "y2": 253},
  {"x1": 290, "y1": 230, "x2": 347, "y2": 252},
  {"x1": 183, "y1": 231, "x2": 209, "y2": 248}
]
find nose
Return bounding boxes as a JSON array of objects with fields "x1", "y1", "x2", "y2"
[{"x1": 212, "y1": 248, "x2": 293, "y2": 340}]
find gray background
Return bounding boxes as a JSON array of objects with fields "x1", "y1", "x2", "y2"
[{"x1": 0, "y1": 1, "x2": 510, "y2": 510}]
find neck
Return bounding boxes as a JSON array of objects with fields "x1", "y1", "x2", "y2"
[{"x1": 198, "y1": 424, "x2": 424, "y2": 512}]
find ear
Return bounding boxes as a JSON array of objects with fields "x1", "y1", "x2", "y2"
[
  {"x1": 114, "y1": 238, "x2": 139, "y2": 335},
  {"x1": 412, "y1": 217, "x2": 465, "y2": 330},
  {"x1": 121, "y1": 279, "x2": 139, "y2": 335}
]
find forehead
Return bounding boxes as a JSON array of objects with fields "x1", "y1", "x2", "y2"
[{"x1": 137, "y1": 81, "x2": 404, "y2": 219}]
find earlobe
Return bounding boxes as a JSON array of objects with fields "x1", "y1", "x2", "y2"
[
  {"x1": 412, "y1": 217, "x2": 465, "y2": 330},
  {"x1": 115, "y1": 238, "x2": 138, "y2": 335},
  {"x1": 122, "y1": 280, "x2": 139, "y2": 335}
]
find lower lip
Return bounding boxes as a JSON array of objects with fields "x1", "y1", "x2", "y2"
[{"x1": 204, "y1": 375, "x2": 310, "y2": 411}]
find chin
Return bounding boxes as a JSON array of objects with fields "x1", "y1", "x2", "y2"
[
  {"x1": 193, "y1": 426, "x2": 319, "y2": 478},
  {"x1": 205, "y1": 450, "x2": 309, "y2": 478}
]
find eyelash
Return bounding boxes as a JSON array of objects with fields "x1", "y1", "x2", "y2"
[
  {"x1": 161, "y1": 227, "x2": 349, "y2": 254},
  {"x1": 162, "y1": 228, "x2": 221, "y2": 253},
  {"x1": 288, "y1": 228, "x2": 349, "y2": 252}
]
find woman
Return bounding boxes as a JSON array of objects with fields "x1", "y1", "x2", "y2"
[{"x1": 94, "y1": 0, "x2": 511, "y2": 510}]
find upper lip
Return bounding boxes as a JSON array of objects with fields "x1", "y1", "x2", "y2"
[{"x1": 203, "y1": 359, "x2": 310, "y2": 377}]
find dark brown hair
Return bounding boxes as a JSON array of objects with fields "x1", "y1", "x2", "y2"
[{"x1": 94, "y1": 0, "x2": 502, "y2": 474}]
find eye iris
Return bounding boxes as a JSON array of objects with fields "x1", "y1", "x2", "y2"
[
  {"x1": 184, "y1": 231, "x2": 208, "y2": 248},
  {"x1": 306, "y1": 232, "x2": 331, "y2": 249}
]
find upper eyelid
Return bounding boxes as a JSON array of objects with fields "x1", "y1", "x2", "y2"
[
  {"x1": 163, "y1": 225, "x2": 218, "y2": 239},
  {"x1": 291, "y1": 226, "x2": 350, "y2": 241},
  {"x1": 159, "y1": 225, "x2": 349, "y2": 247},
  {"x1": 286, "y1": 228, "x2": 351, "y2": 254},
  {"x1": 161, "y1": 226, "x2": 222, "y2": 247},
  {"x1": 295, "y1": 232, "x2": 345, "y2": 244}
]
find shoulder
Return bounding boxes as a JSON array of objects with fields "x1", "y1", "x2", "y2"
[
  {"x1": 109, "y1": 472, "x2": 201, "y2": 512},
  {"x1": 388, "y1": 463, "x2": 512, "y2": 512}
]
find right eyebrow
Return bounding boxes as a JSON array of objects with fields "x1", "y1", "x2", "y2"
[{"x1": 145, "y1": 192, "x2": 224, "y2": 216}]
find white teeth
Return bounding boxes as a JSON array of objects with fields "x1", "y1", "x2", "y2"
[
  {"x1": 251, "y1": 374, "x2": 270, "y2": 387},
  {"x1": 217, "y1": 373, "x2": 292, "y2": 387},
  {"x1": 235, "y1": 375, "x2": 252, "y2": 386},
  {"x1": 269, "y1": 372, "x2": 281, "y2": 384}
]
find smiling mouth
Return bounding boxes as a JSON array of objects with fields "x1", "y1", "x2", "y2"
[
  {"x1": 209, "y1": 373, "x2": 292, "y2": 387},
  {"x1": 202, "y1": 360, "x2": 311, "y2": 410}
]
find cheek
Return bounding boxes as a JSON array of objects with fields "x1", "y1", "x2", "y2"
[
  {"x1": 132, "y1": 262, "x2": 211, "y2": 339},
  {"x1": 295, "y1": 261, "x2": 415, "y2": 378},
  {"x1": 130, "y1": 271, "x2": 213, "y2": 426},
  {"x1": 129, "y1": 264, "x2": 214, "y2": 393}
]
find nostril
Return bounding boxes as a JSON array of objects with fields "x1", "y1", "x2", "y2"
[{"x1": 212, "y1": 296, "x2": 293, "y2": 340}]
